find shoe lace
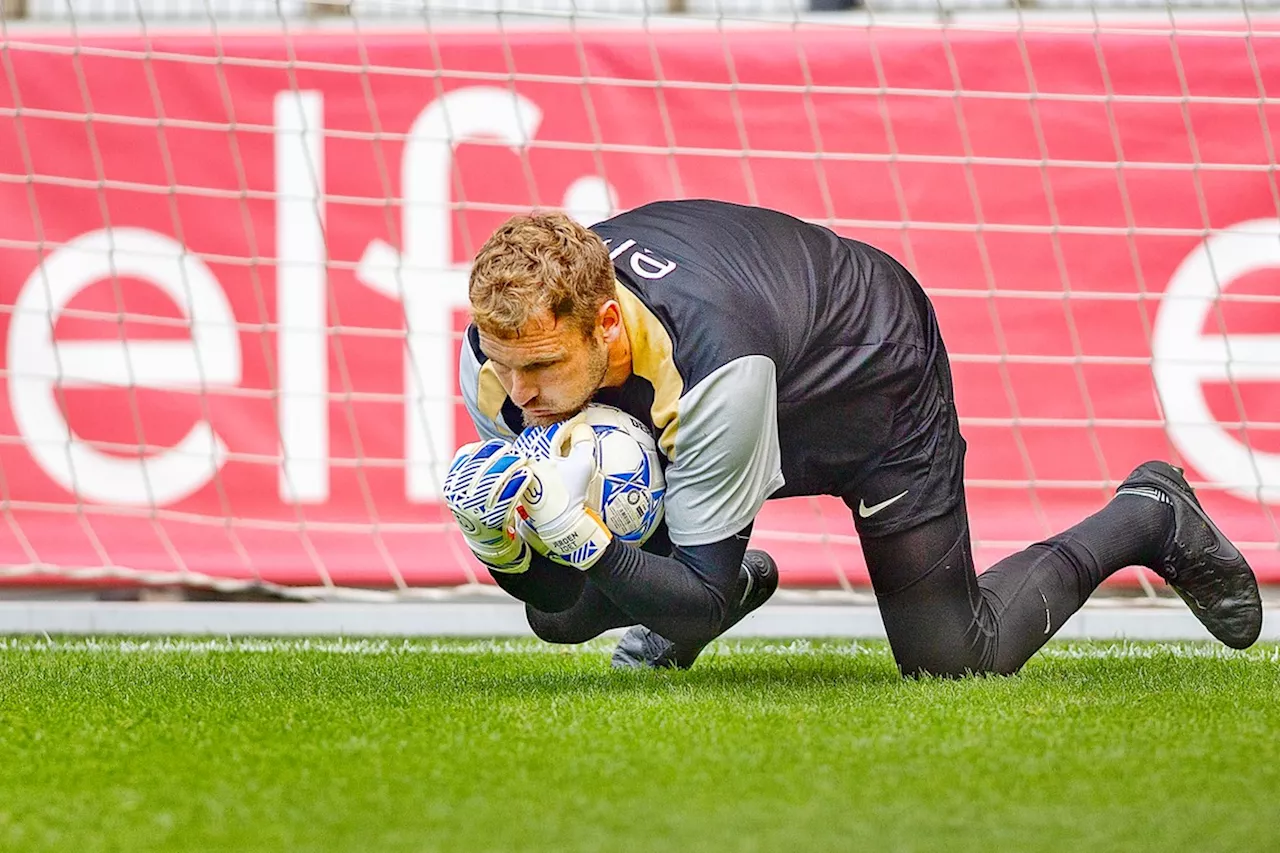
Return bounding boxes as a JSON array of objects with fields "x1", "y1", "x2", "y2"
[
  {"x1": 1164, "y1": 538, "x2": 1203, "y2": 582},
  {"x1": 1164, "y1": 536, "x2": 1230, "y2": 612}
]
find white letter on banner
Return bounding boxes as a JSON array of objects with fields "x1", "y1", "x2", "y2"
[
  {"x1": 8, "y1": 228, "x2": 241, "y2": 505},
  {"x1": 563, "y1": 175, "x2": 617, "y2": 227},
  {"x1": 1152, "y1": 217, "x2": 1280, "y2": 503},
  {"x1": 356, "y1": 87, "x2": 542, "y2": 502},
  {"x1": 275, "y1": 90, "x2": 329, "y2": 503}
]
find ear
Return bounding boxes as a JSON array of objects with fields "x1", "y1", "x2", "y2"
[{"x1": 597, "y1": 299, "x2": 623, "y2": 344}]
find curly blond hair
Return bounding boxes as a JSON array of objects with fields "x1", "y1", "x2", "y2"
[{"x1": 468, "y1": 211, "x2": 616, "y2": 338}]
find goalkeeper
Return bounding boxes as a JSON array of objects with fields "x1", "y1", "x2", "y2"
[{"x1": 444, "y1": 199, "x2": 1263, "y2": 676}]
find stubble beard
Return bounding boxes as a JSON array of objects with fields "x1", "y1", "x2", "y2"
[{"x1": 521, "y1": 341, "x2": 609, "y2": 429}]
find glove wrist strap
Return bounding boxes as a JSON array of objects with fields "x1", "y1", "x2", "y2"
[{"x1": 535, "y1": 510, "x2": 611, "y2": 571}]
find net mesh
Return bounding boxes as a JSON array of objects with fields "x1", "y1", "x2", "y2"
[{"x1": 0, "y1": 0, "x2": 1277, "y2": 600}]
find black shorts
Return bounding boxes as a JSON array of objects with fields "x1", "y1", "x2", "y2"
[{"x1": 841, "y1": 318, "x2": 968, "y2": 540}]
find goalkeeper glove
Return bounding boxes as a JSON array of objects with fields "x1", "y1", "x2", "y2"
[
  {"x1": 443, "y1": 438, "x2": 533, "y2": 574},
  {"x1": 517, "y1": 420, "x2": 612, "y2": 570}
]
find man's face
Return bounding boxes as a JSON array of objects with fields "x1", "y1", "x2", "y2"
[{"x1": 477, "y1": 308, "x2": 609, "y2": 428}]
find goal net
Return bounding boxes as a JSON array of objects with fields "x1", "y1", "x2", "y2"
[{"x1": 0, "y1": 0, "x2": 1277, "y2": 603}]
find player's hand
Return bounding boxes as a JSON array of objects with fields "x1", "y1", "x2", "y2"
[
  {"x1": 443, "y1": 438, "x2": 533, "y2": 574},
  {"x1": 517, "y1": 422, "x2": 612, "y2": 570}
]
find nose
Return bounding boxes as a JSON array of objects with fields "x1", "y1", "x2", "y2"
[{"x1": 509, "y1": 371, "x2": 537, "y2": 407}]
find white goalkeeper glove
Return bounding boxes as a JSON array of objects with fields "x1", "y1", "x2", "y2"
[
  {"x1": 516, "y1": 420, "x2": 612, "y2": 571},
  {"x1": 443, "y1": 438, "x2": 533, "y2": 574},
  {"x1": 513, "y1": 410, "x2": 588, "y2": 461}
]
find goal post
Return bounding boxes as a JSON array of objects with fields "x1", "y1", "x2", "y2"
[{"x1": 0, "y1": 0, "x2": 1277, "y2": 613}]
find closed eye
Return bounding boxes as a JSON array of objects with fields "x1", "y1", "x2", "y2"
[{"x1": 485, "y1": 356, "x2": 561, "y2": 372}]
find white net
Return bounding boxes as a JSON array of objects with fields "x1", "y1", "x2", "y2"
[{"x1": 0, "y1": 0, "x2": 1277, "y2": 601}]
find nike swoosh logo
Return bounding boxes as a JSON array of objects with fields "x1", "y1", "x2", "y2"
[{"x1": 857, "y1": 490, "x2": 909, "y2": 518}]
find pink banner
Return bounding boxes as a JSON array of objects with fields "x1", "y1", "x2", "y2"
[{"x1": 0, "y1": 24, "x2": 1277, "y2": 588}]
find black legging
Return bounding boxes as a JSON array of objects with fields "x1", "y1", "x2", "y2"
[
  {"x1": 492, "y1": 488, "x2": 1170, "y2": 678},
  {"x1": 489, "y1": 525, "x2": 750, "y2": 648},
  {"x1": 859, "y1": 491, "x2": 1169, "y2": 677}
]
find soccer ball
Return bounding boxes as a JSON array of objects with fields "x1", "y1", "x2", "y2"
[{"x1": 517, "y1": 403, "x2": 666, "y2": 560}]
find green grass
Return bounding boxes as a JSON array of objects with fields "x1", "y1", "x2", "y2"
[{"x1": 1, "y1": 637, "x2": 1278, "y2": 853}]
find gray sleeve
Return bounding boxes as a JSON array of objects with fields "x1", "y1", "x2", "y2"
[
  {"x1": 458, "y1": 336, "x2": 516, "y2": 442},
  {"x1": 663, "y1": 354, "x2": 785, "y2": 547}
]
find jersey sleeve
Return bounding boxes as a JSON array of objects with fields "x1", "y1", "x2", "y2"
[
  {"x1": 663, "y1": 354, "x2": 785, "y2": 547},
  {"x1": 458, "y1": 326, "x2": 518, "y2": 442}
]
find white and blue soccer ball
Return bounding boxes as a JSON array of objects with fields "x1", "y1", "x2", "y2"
[
  {"x1": 517, "y1": 403, "x2": 666, "y2": 560},
  {"x1": 582, "y1": 404, "x2": 666, "y2": 544}
]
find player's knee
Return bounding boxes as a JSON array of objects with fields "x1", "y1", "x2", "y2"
[
  {"x1": 892, "y1": 645, "x2": 1015, "y2": 679},
  {"x1": 899, "y1": 659, "x2": 980, "y2": 679},
  {"x1": 525, "y1": 608, "x2": 602, "y2": 645},
  {"x1": 889, "y1": 634, "x2": 1003, "y2": 679}
]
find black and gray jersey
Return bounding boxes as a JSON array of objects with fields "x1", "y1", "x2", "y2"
[{"x1": 460, "y1": 199, "x2": 946, "y2": 547}]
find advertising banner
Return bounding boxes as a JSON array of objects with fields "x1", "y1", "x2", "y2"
[{"x1": 1, "y1": 24, "x2": 1277, "y2": 586}]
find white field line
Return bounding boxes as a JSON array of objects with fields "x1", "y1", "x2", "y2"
[
  {"x1": 2, "y1": 600, "x2": 1276, "y2": 641},
  {"x1": 2, "y1": 635, "x2": 1279, "y2": 663}
]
